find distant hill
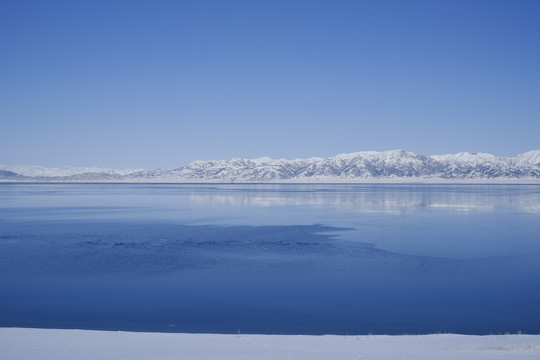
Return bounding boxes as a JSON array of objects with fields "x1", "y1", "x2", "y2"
[{"x1": 1, "y1": 150, "x2": 539, "y2": 183}]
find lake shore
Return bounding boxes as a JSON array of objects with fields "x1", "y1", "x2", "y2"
[{"x1": 1, "y1": 328, "x2": 539, "y2": 360}]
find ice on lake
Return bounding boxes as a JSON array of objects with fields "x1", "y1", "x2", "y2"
[{"x1": 1, "y1": 183, "x2": 539, "y2": 334}]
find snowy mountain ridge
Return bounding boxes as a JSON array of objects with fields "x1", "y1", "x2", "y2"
[
  {"x1": 1, "y1": 150, "x2": 539, "y2": 183},
  {"x1": 0, "y1": 165, "x2": 143, "y2": 177}
]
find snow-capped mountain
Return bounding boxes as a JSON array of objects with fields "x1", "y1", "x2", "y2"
[
  {"x1": 1, "y1": 150, "x2": 539, "y2": 183},
  {"x1": 0, "y1": 165, "x2": 143, "y2": 177}
]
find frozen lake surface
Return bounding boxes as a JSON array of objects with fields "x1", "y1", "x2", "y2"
[{"x1": 0, "y1": 183, "x2": 539, "y2": 334}]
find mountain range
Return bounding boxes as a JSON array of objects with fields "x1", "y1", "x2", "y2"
[{"x1": 1, "y1": 150, "x2": 539, "y2": 183}]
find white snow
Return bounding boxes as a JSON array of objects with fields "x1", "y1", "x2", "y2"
[
  {"x1": 0, "y1": 328, "x2": 538, "y2": 360},
  {"x1": 430, "y1": 151, "x2": 503, "y2": 164},
  {"x1": 515, "y1": 150, "x2": 540, "y2": 165},
  {"x1": 0, "y1": 165, "x2": 143, "y2": 177},
  {"x1": 1, "y1": 150, "x2": 539, "y2": 183}
]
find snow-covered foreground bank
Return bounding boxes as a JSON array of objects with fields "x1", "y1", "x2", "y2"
[{"x1": 1, "y1": 328, "x2": 539, "y2": 360}]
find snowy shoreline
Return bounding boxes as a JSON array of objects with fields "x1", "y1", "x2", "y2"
[
  {"x1": 1, "y1": 178, "x2": 540, "y2": 184},
  {"x1": 1, "y1": 328, "x2": 539, "y2": 360}
]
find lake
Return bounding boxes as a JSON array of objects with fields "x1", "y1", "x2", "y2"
[{"x1": 0, "y1": 183, "x2": 539, "y2": 335}]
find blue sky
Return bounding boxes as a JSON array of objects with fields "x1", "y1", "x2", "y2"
[{"x1": 1, "y1": 0, "x2": 539, "y2": 168}]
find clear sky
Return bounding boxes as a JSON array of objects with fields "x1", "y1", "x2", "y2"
[{"x1": 1, "y1": 0, "x2": 539, "y2": 169}]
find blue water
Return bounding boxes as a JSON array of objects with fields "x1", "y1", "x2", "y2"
[{"x1": 1, "y1": 183, "x2": 539, "y2": 334}]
